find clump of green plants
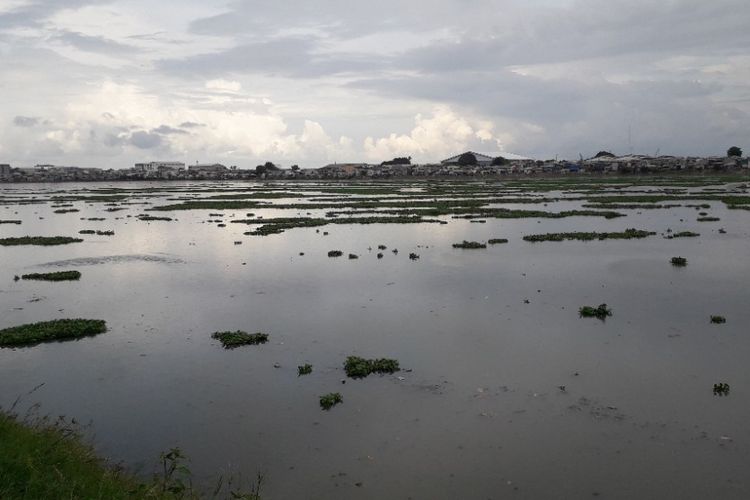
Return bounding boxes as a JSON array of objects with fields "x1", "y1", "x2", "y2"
[
  {"x1": 713, "y1": 382, "x2": 730, "y2": 396},
  {"x1": 0, "y1": 236, "x2": 83, "y2": 246},
  {"x1": 137, "y1": 215, "x2": 173, "y2": 221},
  {"x1": 697, "y1": 216, "x2": 720, "y2": 222},
  {"x1": 319, "y1": 392, "x2": 343, "y2": 410},
  {"x1": 710, "y1": 315, "x2": 726, "y2": 324},
  {"x1": 0, "y1": 319, "x2": 107, "y2": 347},
  {"x1": 452, "y1": 240, "x2": 486, "y2": 249},
  {"x1": 78, "y1": 230, "x2": 96, "y2": 234},
  {"x1": 488, "y1": 238, "x2": 508, "y2": 244},
  {"x1": 79, "y1": 230, "x2": 114, "y2": 236},
  {"x1": 298, "y1": 364, "x2": 313, "y2": 376},
  {"x1": 328, "y1": 250, "x2": 343, "y2": 257},
  {"x1": 53, "y1": 209, "x2": 79, "y2": 214},
  {"x1": 344, "y1": 356, "x2": 400, "y2": 378},
  {"x1": 523, "y1": 228, "x2": 655, "y2": 243},
  {"x1": 409, "y1": 252, "x2": 420, "y2": 260},
  {"x1": 579, "y1": 304, "x2": 612, "y2": 320},
  {"x1": 0, "y1": 220, "x2": 22, "y2": 224},
  {"x1": 670, "y1": 256, "x2": 687, "y2": 267},
  {"x1": 211, "y1": 330, "x2": 269, "y2": 348},
  {"x1": 21, "y1": 271, "x2": 81, "y2": 282},
  {"x1": 669, "y1": 231, "x2": 700, "y2": 238},
  {"x1": 348, "y1": 253, "x2": 359, "y2": 259},
  {"x1": 378, "y1": 245, "x2": 387, "y2": 250}
]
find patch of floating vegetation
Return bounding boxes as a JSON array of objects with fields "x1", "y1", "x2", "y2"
[
  {"x1": 319, "y1": 392, "x2": 343, "y2": 410},
  {"x1": 697, "y1": 217, "x2": 720, "y2": 222},
  {"x1": 582, "y1": 203, "x2": 681, "y2": 209},
  {"x1": 344, "y1": 356, "x2": 400, "y2": 378},
  {"x1": 713, "y1": 382, "x2": 730, "y2": 396},
  {"x1": 523, "y1": 228, "x2": 655, "y2": 242},
  {"x1": 232, "y1": 216, "x2": 440, "y2": 236},
  {"x1": 53, "y1": 209, "x2": 79, "y2": 214},
  {"x1": 451, "y1": 209, "x2": 625, "y2": 220},
  {"x1": 0, "y1": 236, "x2": 83, "y2": 246},
  {"x1": 348, "y1": 253, "x2": 359, "y2": 259},
  {"x1": 136, "y1": 215, "x2": 173, "y2": 221},
  {"x1": 211, "y1": 330, "x2": 269, "y2": 349},
  {"x1": 667, "y1": 231, "x2": 700, "y2": 238},
  {"x1": 84, "y1": 217, "x2": 106, "y2": 221},
  {"x1": 710, "y1": 315, "x2": 726, "y2": 324},
  {"x1": 409, "y1": 252, "x2": 420, "y2": 260},
  {"x1": 21, "y1": 270, "x2": 81, "y2": 281},
  {"x1": 328, "y1": 250, "x2": 343, "y2": 257},
  {"x1": 0, "y1": 220, "x2": 22, "y2": 224},
  {"x1": 488, "y1": 238, "x2": 509, "y2": 244},
  {"x1": 105, "y1": 207, "x2": 128, "y2": 212},
  {"x1": 78, "y1": 230, "x2": 114, "y2": 236},
  {"x1": 670, "y1": 256, "x2": 687, "y2": 267},
  {"x1": 298, "y1": 364, "x2": 313, "y2": 376},
  {"x1": 0, "y1": 319, "x2": 106, "y2": 347},
  {"x1": 579, "y1": 304, "x2": 612, "y2": 320},
  {"x1": 149, "y1": 201, "x2": 263, "y2": 211},
  {"x1": 452, "y1": 240, "x2": 486, "y2": 249}
]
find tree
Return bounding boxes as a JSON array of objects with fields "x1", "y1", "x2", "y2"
[
  {"x1": 264, "y1": 161, "x2": 280, "y2": 171},
  {"x1": 457, "y1": 152, "x2": 478, "y2": 166},
  {"x1": 594, "y1": 151, "x2": 615, "y2": 158},
  {"x1": 290, "y1": 165, "x2": 300, "y2": 171},
  {"x1": 727, "y1": 146, "x2": 743, "y2": 157},
  {"x1": 381, "y1": 156, "x2": 411, "y2": 166},
  {"x1": 491, "y1": 156, "x2": 509, "y2": 166}
]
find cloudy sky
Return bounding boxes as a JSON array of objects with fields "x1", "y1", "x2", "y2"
[{"x1": 1, "y1": 0, "x2": 748, "y2": 168}]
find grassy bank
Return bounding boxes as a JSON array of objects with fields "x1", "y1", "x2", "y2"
[{"x1": 0, "y1": 411, "x2": 262, "y2": 499}]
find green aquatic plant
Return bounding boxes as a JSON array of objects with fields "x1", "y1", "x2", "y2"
[
  {"x1": 579, "y1": 304, "x2": 612, "y2": 320},
  {"x1": 298, "y1": 364, "x2": 313, "y2": 376},
  {"x1": 713, "y1": 382, "x2": 730, "y2": 396},
  {"x1": 137, "y1": 215, "x2": 173, "y2": 221},
  {"x1": 668, "y1": 231, "x2": 700, "y2": 238},
  {"x1": 697, "y1": 217, "x2": 720, "y2": 222},
  {"x1": 319, "y1": 393, "x2": 343, "y2": 410},
  {"x1": 0, "y1": 319, "x2": 106, "y2": 347},
  {"x1": 53, "y1": 209, "x2": 79, "y2": 214},
  {"x1": 211, "y1": 330, "x2": 269, "y2": 348},
  {"x1": 328, "y1": 250, "x2": 343, "y2": 257},
  {"x1": 409, "y1": 253, "x2": 420, "y2": 260},
  {"x1": 452, "y1": 240, "x2": 486, "y2": 249},
  {"x1": 21, "y1": 271, "x2": 81, "y2": 281},
  {"x1": 0, "y1": 220, "x2": 22, "y2": 224},
  {"x1": 348, "y1": 253, "x2": 359, "y2": 259},
  {"x1": 487, "y1": 238, "x2": 509, "y2": 244},
  {"x1": 0, "y1": 236, "x2": 83, "y2": 246},
  {"x1": 523, "y1": 228, "x2": 655, "y2": 243},
  {"x1": 710, "y1": 315, "x2": 726, "y2": 324},
  {"x1": 344, "y1": 356, "x2": 400, "y2": 378},
  {"x1": 670, "y1": 256, "x2": 687, "y2": 267}
]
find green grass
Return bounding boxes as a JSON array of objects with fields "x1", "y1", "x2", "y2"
[
  {"x1": 670, "y1": 256, "x2": 687, "y2": 267},
  {"x1": 21, "y1": 270, "x2": 81, "y2": 281},
  {"x1": 0, "y1": 236, "x2": 84, "y2": 246},
  {"x1": 211, "y1": 331, "x2": 269, "y2": 348},
  {"x1": 487, "y1": 238, "x2": 509, "y2": 244},
  {"x1": 452, "y1": 240, "x2": 486, "y2": 249},
  {"x1": 710, "y1": 315, "x2": 726, "y2": 324},
  {"x1": 0, "y1": 412, "x2": 262, "y2": 499},
  {"x1": 523, "y1": 228, "x2": 655, "y2": 242},
  {"x1": 0, "y1": 319, "x2": 106, "y2": 347},
  {"x1": 298, "y1": 364, "x2": 313, "y2": 376},
  {"x1": 319, "y1": 393, "x2": 343, "y2": 410},
  {"x1": 344, "y1": 356, "x2": 400, "y2": 378},
  {"x1": 579, "y1": 304, "x2": 612, "y2": 320}
]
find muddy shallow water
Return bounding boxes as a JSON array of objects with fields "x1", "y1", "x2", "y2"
[{"x1": 1, "y1": 179, "x2": 749, "y2": 499}]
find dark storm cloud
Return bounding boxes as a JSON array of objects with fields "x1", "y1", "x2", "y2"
[
  {"x1": 0, "y1": 0, "x2": 111, "y2": 30},
  {"x1": 157, "y1": 36, "x2": 387, "y2": 78},
  {"x1": 52, "y1": 30, "x2": 142, "y2": 54},
  {"x1": 13, "y1": 116, "x2": 41, "y2": 127},
  {"x1": 129, "y1": 130, "x2": 162, "y2": 149}
]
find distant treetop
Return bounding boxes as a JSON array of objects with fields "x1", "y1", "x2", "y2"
[
  {"x1": 457, "y1": 152, "x2": 478, "y2": 166},
  {"x1": 381, "y1": 156, "x2": 411, "y2": 166},
  {"x1": 594, "y1": 151, "x2": 616, "y2": 158},
  {"x1": 727, "y1": 146, "x2": 743, "y2": 157},
  {"x1": 491, "y1": 156, "x2": 509, "y2": 166}
]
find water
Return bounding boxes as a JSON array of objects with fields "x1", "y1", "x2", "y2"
[{"x1": 1, "y1": 180, "x2": 749, "y2": 499}]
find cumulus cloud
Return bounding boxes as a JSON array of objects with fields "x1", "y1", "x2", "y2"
[{"x1": 13, "y1": 116, "x2": 40, "y2": 127}]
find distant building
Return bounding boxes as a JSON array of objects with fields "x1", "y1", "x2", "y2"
[
  {"x1": 0, "y1": 164, "x2": 10, "y2": 178},
  {"x1": 441, "y1": 151, "x2": 531, "y2": 166},
  {"x1": 134, "y1": 161, "x2": 185, "y2": 173},
  {"x1": 189, "y1": 163, "x2": 228, "y2": 173}
]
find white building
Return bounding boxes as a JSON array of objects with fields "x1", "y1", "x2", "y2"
[{"x1": 134, "y1": 161, "x2": 186, "y2": 172}]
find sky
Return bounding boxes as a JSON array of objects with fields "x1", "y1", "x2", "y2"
[{"x1": 1, "y1": 0, "x2": 748, "y2": 168}]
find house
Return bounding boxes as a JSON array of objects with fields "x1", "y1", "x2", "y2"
[{"x1": 134, "y1": 161, "x2": 185, "y2": 173}]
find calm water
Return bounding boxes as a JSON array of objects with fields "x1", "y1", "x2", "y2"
[{"x1": 1, "y1": 180, "x2": 750, "y2": 499}]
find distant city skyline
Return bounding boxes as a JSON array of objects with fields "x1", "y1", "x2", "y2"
[{"x1": 1, "y1": 0, "x2": 748, "y2": 168}]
